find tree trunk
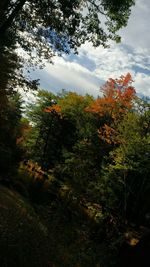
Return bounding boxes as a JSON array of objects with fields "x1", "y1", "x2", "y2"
[{"x1": 0, "y1": 0, "x2": 27, "y2": 36}]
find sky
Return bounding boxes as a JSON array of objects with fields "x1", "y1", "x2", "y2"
[{"x1": 30, "y1": 0, "x2": 150, "y2": 98}]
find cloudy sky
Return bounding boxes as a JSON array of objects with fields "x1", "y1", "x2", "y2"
[{"x1": 30, "y1": 0, "x2": 150, "y2": 97}]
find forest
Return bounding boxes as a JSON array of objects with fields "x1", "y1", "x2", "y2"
[{"x1": 0, "y1": 0, "x2": 150, "y2": 267}]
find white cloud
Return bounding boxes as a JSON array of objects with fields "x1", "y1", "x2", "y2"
[
  {"x1": 134, "y1": 73, "x2": 150, "y2": 96},
  {"x1": 79, "y1": 42, "x2": 134, "y2": 79},
  {"x1": 120, "y1": 0, "x2": 150, "y2": 51},
  {"x1": 31, "y1": 0, "x2": 150, "y2": 98},
  {"x1": 31, "y1": 56, "x2": 101, "y2": 96}
]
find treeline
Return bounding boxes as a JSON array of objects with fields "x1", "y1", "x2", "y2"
[
  {"x1": 2, "y1": 72, "x2": 150, "y2": 224},
  {"x1": 21, "y1": 73, "x2": 150, "y2": 224}
]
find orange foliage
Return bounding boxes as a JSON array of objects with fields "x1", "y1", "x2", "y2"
[
  {"x1": 87, "y1": 73, "x2": 135, "y2": 120},
  {"x1": 44, "y1": 104, "x2": 62, "y2": 116},
  {"x1": 86, "y1": 73, "x2": 136, "y2": 144}
]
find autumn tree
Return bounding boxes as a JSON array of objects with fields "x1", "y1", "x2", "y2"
[
  {"x1": 25, "y1": 90, "x2": 77, "y2": 170},
  {"x1": 86, "y1": 73, "x2": 136, "y2": 145},
  {"x1": 93, "y1": 96, "x2": 150, "y2": 226},
  {"x1": 51, "y1": 91, "x2": 103, "y2": 202}
]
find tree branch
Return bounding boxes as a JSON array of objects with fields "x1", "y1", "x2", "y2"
[{"x1": 86, "y1": 0, "x2": 107, "y2": 16}]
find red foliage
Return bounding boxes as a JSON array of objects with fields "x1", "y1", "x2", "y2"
[
  {"x1": 87, "y1": 73, "x2": 135, "y2": 119},
  {"x1": 86, "y1": 73, "x2": 136, "y2": 144}
]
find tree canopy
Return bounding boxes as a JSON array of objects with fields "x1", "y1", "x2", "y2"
[{"x1": 0, "y1": 0, "x2": 135, "y2": 61}]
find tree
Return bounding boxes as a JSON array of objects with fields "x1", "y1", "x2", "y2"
[
  {"x1": 86, "y1": 73, "x2": 136, "y2": 145},
  {"x1": 58, "y1": 92, "x2": 94, "y2": 139},
  {"x1": 0, "y1": 91, "x2": 23, "y2": 175},
  {"x1": 98, "y1": 98, "x2": 150, "y2": 224},
  {"x1": 50, "y1": 91, "x2": 104, "y2": 202},
  {"x1": 25, "y1": 90, "x2": 77, "y2": 169},
  {"x1": 0, "y1": 0, "x2": 135, "y2": 61},
  {"x1": 25, "y1": 90, "x2": 58, "y2": 165}
]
